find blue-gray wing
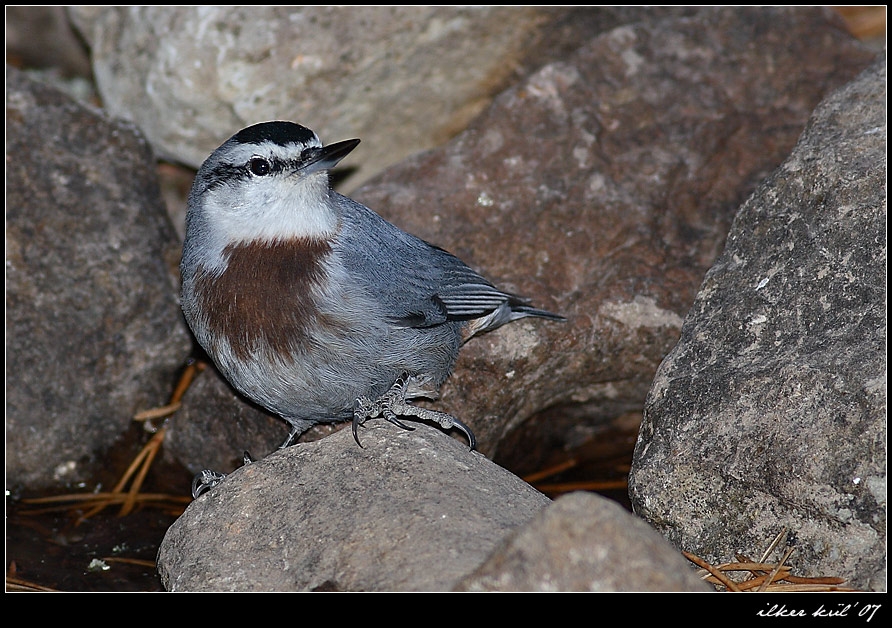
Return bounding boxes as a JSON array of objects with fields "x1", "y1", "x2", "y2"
[{"x1": 334, "y1": 193, "x2": 561, "y2": 330}]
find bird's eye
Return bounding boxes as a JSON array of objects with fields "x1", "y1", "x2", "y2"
[{"x1": 248, "y1": 158, "x2": 271, "y2": 176}]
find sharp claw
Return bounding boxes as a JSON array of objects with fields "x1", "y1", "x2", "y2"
[
  {"x1": 191, "y1": 451, "x2": 255, "y2": 499},
  {"x1": 352, "y1": 415, "x2": 365, "y2": 448},
  {"x1": 449, "y1": 416, "x2": 477, "y2": 451},
  {"x1": 383, "y1": 411, "x2": 416, "y2": 432},
  {"x1": 351, "y1": 375, "x2": 476, "y2": 450},
  {"x1": 191, "y1": 469, "x2": 227, "y2": 499}
]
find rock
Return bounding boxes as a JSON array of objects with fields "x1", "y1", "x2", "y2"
[
  {"x1": 5, "y1": 67, "x2": 192, "y2": 491},
  {"x1": 67, "y1": 6, "x2": 677, "y2": 192},
  {"x1": 6, "y1": 6, "x2": 92, "y2": 78},
  {"x1": 456, "y1": 491, "x2": 712, "y2": 591},
  {"x1": 629, "y1": 56, "x2": 887, "y2": 592},
  {"x1": 353, "y1": 7, "x2": 875, "y2": 460},
  {"x1": 157, "y1": 422, "x2": 551, "y2": 591}
]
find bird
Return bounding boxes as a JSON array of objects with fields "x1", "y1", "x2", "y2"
[{"x1": 180, "y1": 120, "x2": 564, "y2": 462}]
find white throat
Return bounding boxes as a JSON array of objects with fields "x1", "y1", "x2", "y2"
[{"x1": 208, "y1": 172, "x2": 337, "y2": 243}]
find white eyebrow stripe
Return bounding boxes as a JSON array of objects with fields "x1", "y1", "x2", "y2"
[{"x1": 222, "y1": 140, "x2": 320, "y2": 166}]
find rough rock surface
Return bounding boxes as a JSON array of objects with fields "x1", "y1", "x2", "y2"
[
  {"x1": 157, "y1": 423, "x2": 551, "y2": 592},
  {"x1": 456, "y1": 491, "x2": 713, "y2": 592},
  {"x1": 159, "y1": 423, "x2": 714, "y2": 592},
  {"x1": 67, "y1": 6, "x2": 689, "y2": 192},
  {"x1": 6, "y1": 67, "x2": 192, "y2": 490},
  {"x1": 352, "y1": 7, "x2": 876, "y2": 460},
  {"x1": 629, "y1": 57, "x2": 887, "y2": 592}
]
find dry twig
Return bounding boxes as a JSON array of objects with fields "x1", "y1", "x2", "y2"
[
  {"x1": 684, "y1": 529, "x2": 856, "y2": 592},
  {"x1": 20, "y1": 359, "x2": 205, "y2": 521}
]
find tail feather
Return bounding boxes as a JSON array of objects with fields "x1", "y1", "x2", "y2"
[
  {"x1": 511, "y1": 304, "x2": 566, "y2": 322},
  {"x1": 462, "y1": 299, "x2": 565, "y2": 343}
]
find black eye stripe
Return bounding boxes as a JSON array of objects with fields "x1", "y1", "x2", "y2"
[
  {"x1": 244, "y1": 156, "x2": 301, "y2": 177},
  {"x1": 203, "y1": 156, "x2": 300, "y2": 193}
]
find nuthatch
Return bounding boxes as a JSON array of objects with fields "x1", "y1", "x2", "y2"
[{"x1": 180, "y1": 121, "x2": 564, "y2": 459}]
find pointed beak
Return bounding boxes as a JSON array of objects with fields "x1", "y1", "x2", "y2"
[{"x1": 300, "y1": 138, "x2": 360, "y2": 175}]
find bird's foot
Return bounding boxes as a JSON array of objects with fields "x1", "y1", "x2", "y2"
[
  {"x1": 190, "y1": 451, "x2": 255, "y2": 499},
  {"x1": 191, "y1": 469, "x2": 226, "y2": 498},
  {"x1": 352, "y1": 374, "x2": 476, "y2": 450}
]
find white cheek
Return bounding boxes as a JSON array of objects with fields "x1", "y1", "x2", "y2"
[{"x1": 210, "y1": 174, "x2": 337, "y2": 244}]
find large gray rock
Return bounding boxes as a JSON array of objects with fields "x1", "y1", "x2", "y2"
[
  {"x1": 6, "y1": 6, "x2": 91, "y2": 78},
  {"x1": 67, "y1": 6, "x2": 671, "y2": 192},
  {"x1": 352, "y1": 7, "x2": 876, "y2": 460},
  {"x1": 456, "y1": 491, "x2": 713, "y2": 591},
  {"x1": 5, "y1": 67, "x2": 192, "y2": 490},
  {"x1": 629, "y1": 57, "x2": 886, "y2": 592},
  {"x1": 157, "y1": 423, "x2": 551, "y2": 591},
  {"x1": 159, "y1": 424, "x2": 716, "y2": 591}
]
